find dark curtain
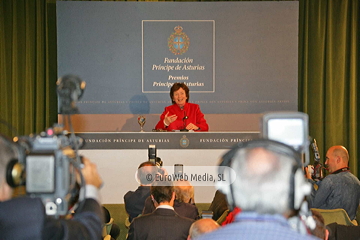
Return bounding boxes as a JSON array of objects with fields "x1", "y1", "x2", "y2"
[
  {"x1": 0, "y1": 0, "x2": 57, "y2": 137},
  {"x1": 299, "y1": 0, "x2": 360, "y2": 175},
  {"x1": 1, "y1": 0, "x2": 359, "y2": 175}
]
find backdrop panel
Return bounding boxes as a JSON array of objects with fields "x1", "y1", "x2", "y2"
[{"x1": 57, "y1": 1, "x2": 298, "y2": 132}]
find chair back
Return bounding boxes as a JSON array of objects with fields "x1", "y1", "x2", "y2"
[
  {"x1": 216, "y1": 209, "x2": 230, "y2": 225},
  {"x1": 102, "y1": 217, "x2": 114, "y2": 238},
  {"x1": 311, "y1": 208, "x2": 357, "y2": 226}
]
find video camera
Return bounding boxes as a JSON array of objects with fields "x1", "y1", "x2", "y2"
[
  {"x1": 4, "y1": 74, "x2": 86, "y2": 217},
  {"x1": 260, "y1": 111, "x2": 310, "y2": 166},
  {"x1": 7, "y1": 124, "x2": 83, "y2": 216},
  {"x1": 260, "y1": 111, "x2": 317, "y2": 232}
]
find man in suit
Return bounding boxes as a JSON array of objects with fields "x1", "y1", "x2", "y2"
[
  {"x1": 142, "y1": 180, "x2": 199, "y2": 220},
  {"x1": 124, "y1": 161, "x2": 157, "y2": 223},
  {"x1": 0, "y1": 135, "x2": 104, "y2": 240},
  {"x1": 127, "y1": 181, "x2": 194, "y2": 240}
]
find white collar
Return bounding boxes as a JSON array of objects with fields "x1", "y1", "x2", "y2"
[{"x1": 156, "y1": 204, "x2": 174, "y2": 210}]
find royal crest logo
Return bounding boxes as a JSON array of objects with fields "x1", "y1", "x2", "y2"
[
  {"x1": 168, "y1": 26, "x2": 190, "y2": 55},
  {"x1": 179, "y1": 135, "x2": 190, "y2": 148}
]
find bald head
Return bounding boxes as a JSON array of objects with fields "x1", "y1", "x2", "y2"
[
  {"x1": 329, "y1": 146, "x2": 349, "y2": 161},
  {"x1": 246, "y1": 148, "x2": 279, "y2": 176},
  {"x1": 188, "y1": 218, "x2": 220, "y2": 239},
  {"x1": 325, "y1": 145, "x2": 349, "y2": 173}
]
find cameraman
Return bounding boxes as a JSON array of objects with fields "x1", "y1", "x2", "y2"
[{"x1": 0, "y1": 136, "x2": 104, "y2": 240}]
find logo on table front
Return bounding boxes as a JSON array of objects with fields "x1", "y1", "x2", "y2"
[
  {"x1": 180, "y1": 135, "x2": 189, "y2": 148},
  {"x1": 168, "y1": 26, "x2": 190, "y2": 55}
]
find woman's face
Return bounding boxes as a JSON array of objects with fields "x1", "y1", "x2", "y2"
[{"x1": 173, "y1": 87, "x2": 187, "y2": 108}]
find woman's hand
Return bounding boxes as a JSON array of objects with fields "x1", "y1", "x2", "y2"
[
  {"x1": 164, "y1": 111, "x2": 178, "y2": 126},
  {"x1": 186, "y1": 123, "x2": 199, "y2": 131}
]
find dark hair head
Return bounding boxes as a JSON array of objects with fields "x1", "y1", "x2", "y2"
[
  {"x1": 170, "y1": 82, "x2": 189, "y2": 104},
  {"x1": 150, "y1": 181, "x2": 174, "y2": 203},
  {"x1": 137, "y1": 161, "x2": 157, "y2": 185}
]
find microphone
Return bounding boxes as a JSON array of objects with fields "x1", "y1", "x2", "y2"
[
  {"x1": 181, "y1": 111, "x2": 188, "y2": 132},
  {"x1": 183, "y1": 111, "x2": 188, "y2": 120}
]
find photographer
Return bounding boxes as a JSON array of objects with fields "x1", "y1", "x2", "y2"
[
  {"x1": 124, "y1": 161, "x2": 157, "y2": 224},
  {"x1": 306, "y1": 145, "x2": 360, "y2": 221},
  {"x1": 0, "y1": 136, "x2": 104, "y2": 240}
]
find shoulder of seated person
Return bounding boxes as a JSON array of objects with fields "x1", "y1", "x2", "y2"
[{"x1": 124, "y1": 190, "x2": 136, "y2": 198}]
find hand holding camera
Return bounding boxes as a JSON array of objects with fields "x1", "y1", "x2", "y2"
[{"x1": 80, "y1": 157, "x2": 102, "y2": 189}]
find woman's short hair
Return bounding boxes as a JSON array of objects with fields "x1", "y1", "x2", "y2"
[
  {"x1": 170, "y1": 82, "x2": 189, "y2": 104},
  {"x1": 174, "y1": 180, "x2": 194, "y2": 203}
]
